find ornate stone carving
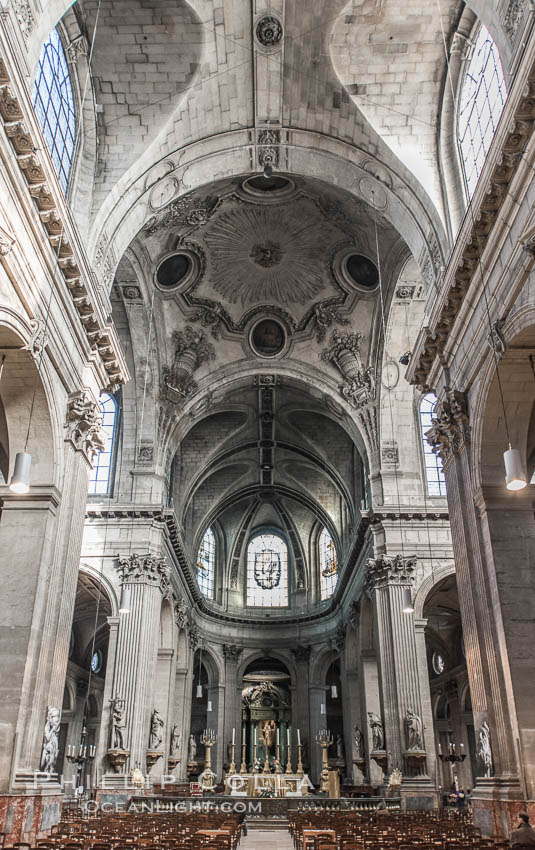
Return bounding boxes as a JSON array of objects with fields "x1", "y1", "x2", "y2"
[
  {"x1": 381, "y1": 443, "x2": 399, "y2": 467},
  {"x1": 405, "y1": 709, "x2": 424, "y2": 751},
  {"x1": 425, "y1": 390, "x2": 470, "y2": 463},
  {"x1": 149, "y1": 709, "x2": 164, "y2": 749},
  {"x1": 313, "y1": 303, "x2": 350, "y2": 343},
  {"x1": 144, "y1": 197, "x2": 216, "y2": 235},
  {"x1": 366, "y1": 554, "x2": 417, "y2": 591},
  {"x1": 477, "y1": 721, "x2": 493, "y2": 777},
  {"x1": 321, "y1": 329, "x2": 376, "y2": 410},
  {"x1": 333, "y1": 625, "x2": 346, "y2": 651},
  {"x1": 174, "y1": 597, "x2": 188, "y2": 629},
  {"x1": 258, "y1": 146, "x2": 279, "y2": 169},
  {"x1": 189, "y1": 624, "x2": 200, "y2": 649},
  {"x1": 138, "y1": 442, "x2": 153, "y2": 463},
  {"x1": 250, "y1": 241, "x2": 283, "y2": 267},
  {"x1": 503, "y1": 0, "x2": 526, "y2": 40},
  {"x1": 12, "y1": 0, "x2": 35, "y2": 39},
  {"x1": 348, "y1": 599, "x2": 360, "y2": 630},
  {"x1": 353, "y1": 726, "x2": 365, "y2": 760},
  {"x1": 23, "y1": 317, "x2": 47, "y2": 359},
  {"x1": 368, "y1": 711, "x2": 385, "y2": 751},
  {"x1": 162, "y1": 326, "x2": 215, "y2": 402},
  {"x1": 191, "y1": 304, "x2": 226, "y2": 339},
  {"x1": 115, "y1": 553, "x2": 171, "y2": 595},
  {"x1": 258, "y1": 129, "x2": 280, "y2": 146},
  {"x1": 395, "y1": 285, "x2": 415, "y2": 300},
  {"x1": 170, "y1": 725, "x2": 180, "y2": 755},
  {"x1": 223, "y1": 644, "x2": 243, "y2": 661},
  {"x1": 67, "y1": 35, "x2": 88, "y2": 64},
  {"x1": 450, "y1": 32, "x2": 472, "y2": 59},
  {"x1": 256, "y1": 15, "x2": 283, "y2": 47},
  {"x1": 487, "y1": 318, "x2": 506, "y2": 354},
  {"x1": 111, "y1": 697, "x2": 126, "y2": 750},
  {"x1": 65, "y1": 392, "x2": 107, "y2": 465},
  {"x1": 292, "y1": 644, "x2": 311, "y2": 663},
  {"x1": 122, "y1": 285, "x2": 142, "y2": 300},
  {"x1": 40, "y1": 706, "x2": 61, "y2": 773}
]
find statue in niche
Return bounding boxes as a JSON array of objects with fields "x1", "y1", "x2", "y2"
[
  {"x1": 336, "y1": 735, "x2": 344, "y2": 760},
  {"x1": 149, "y1": 709, "x2": 164, "y2": 749},
  {"x1": 40, "y1": 706, "x2": 61, "y2": 773},
  {"x1": 111, "y1": 697, "x2": 126, "y2": 750},
  {"x1": 405, "y1": 709, "x2": 424, "y2": 751},
  {"x1": 170, "y1": 725, "x2": 181, "y2": 755},
  {"x1": 368, "y1": 711, "x2": 385, "y2": 751},
  {"x1": 477, "y1": 721, "x2": 493, "y2": 777},
  {"x1": 353, "y1": 726, "x2": 365, "y2": 760},
  {"x1": 188, "y1": 733, "x2": 197, "y2": 762}
]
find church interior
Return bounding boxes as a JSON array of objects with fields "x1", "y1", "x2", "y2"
[{"x1": 1, "y1": 0, "x2": 535, "y2": 846}]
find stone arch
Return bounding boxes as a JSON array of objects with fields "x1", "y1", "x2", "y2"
[
  {"x1": 194, "y1": 643, "x2": 223, "y2": 688},
  {"x1": 79, "y1": 562, "x2": 119, "y2": 618},
  {"x1": 237, "y1": 649, "x2": 295, "y2": 687},
  {"x1": 310, "y1": 646, "x2": 339, "y2": 687},
  {"x1": 413, "y1": 563, "x2": 457, "y2": 620}
]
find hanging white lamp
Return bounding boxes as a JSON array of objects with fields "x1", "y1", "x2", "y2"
[
  {"x1": 119, "y1": 584, "x2": 131, "y2": 615},
  {"x1": 9, "y1": 451, "x2": 32, "y2": 494},
  {"x1": 331, "y1": 685, "x2": 338, "y2": 699},
  {"x1": 402, "y1": 587, "x2": 414, "y2": 614},
  {"x1": 504, "y1": 445, "x2": 527, "y2": 491}
]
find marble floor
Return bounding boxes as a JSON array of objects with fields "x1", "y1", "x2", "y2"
[{"x1": 240, "y1": 828, "x2": 294, "y2": 850}]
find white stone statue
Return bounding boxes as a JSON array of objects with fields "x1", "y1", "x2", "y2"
[
  {"x1": 353, "y1": 725, "x2": 364, "y2": 760},
  {"x1": 149, "y1": 708, "x2": 164, "y2": 749},
  {"x1": 188, "y1": 733, "x2": 197, "y2": 762},
  {"x1": 40, "y1": 706, "x2": 61, "y2": 773},
  {"x1": 405, "y1": 708, "x2": 424, "y2": 750},
  {"x1": 111, "y1": 698, "x2": 126, "y2": 750},
  {"x1": 336, "y1": 734, "x2": 344, "y2": 760},
  {"x1": 368, "y1": 711, "x2": 384, "y2": 751},
  {"x1": 478, "y1": 721, "x2": 493, "y2": 777},
  {"x1": 170, "y1": 725, "x2": 181, "y2": 755}
]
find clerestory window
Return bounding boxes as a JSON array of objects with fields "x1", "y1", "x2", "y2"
[
  {"x1": 88, "y1": 393, "x2": 117, "y2": 496},
  {"x1": 319, "y1": 527, "x2": 338, "y2": 600},
  {"x1": 197, "y1": 527, "x2": 215, "y2": 599},
  {"x1": 246, "y1": 532, "x2": 288, "y2": 607},
  {"x1": 419, "y1": 393, "x2": 447, "y2": 497}
]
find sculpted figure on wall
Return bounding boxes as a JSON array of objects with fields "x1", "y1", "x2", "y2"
[
  {"x1": 40, "y1": 706, "x2": 61, "y2": 773},
  {"x1": 368, "y1": 711, "x2": 385, "y2": 751}
]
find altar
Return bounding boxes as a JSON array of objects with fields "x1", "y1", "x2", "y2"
[{"x1": 228, "y1": 773, "x2": 309, "y2": 797}]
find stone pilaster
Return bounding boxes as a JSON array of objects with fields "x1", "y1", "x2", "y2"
[
  {"x1": 366, "y1": 554, "x2": 433, "y2": 791},
  {"x1": 222, "y1": 644, "x2": 242, "y2": 768},
  {"x1": 110, "y1": 553, "x2": 170, "y2": 773}
]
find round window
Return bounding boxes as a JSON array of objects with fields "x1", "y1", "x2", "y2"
[
  {"x1": 346, "y1": 254, "x2": 379, "y2": 289},
  {"x1": 91, "y1": 649, "x2": 103, "y2": 674},
  {"x1": 432, "y1": 651, "x2": 446, "y2": 675},
  {"x1": 156, "y1": 253, "x2": 191, "y2": 288}
]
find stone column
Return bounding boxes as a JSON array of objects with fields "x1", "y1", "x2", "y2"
[
  {"x1": 427, "y1": 392, "x2": 522, "y2": 830},
  {"x1": 222, "y1": 645, "x2": 242, "y2": 771},
  {"x1": 171, "y1": 600, "x2": 191, "y2": 781},
  {"x1": 96, "y1": 616, "x2": 119, "y2": 779},
  {"x1": 291, "y1": 645, "x2": 311, "y2": 772},
  {"x1": 366, "y1": 554, "x2": 434, "y2": 798},
  {"x1": 109, "y1": 553, "x2": 170, "y2": 773}
]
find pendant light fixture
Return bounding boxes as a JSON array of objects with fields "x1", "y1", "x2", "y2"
[
  {"x1": 402, "y1": 587, "x2": 414, "y2": 614},
  {"x1": 330, "y1": 685, "x2": 338, "y2": 699},
  {"x1": 196, "y1": 643, "x2": 203, "y2": 698},
  {"x1": 504, "y1": 445, "x2": 527, "y2": 491},
  {"x1": 119, "y1": 583, "x2": 131, "y2": 615},
  {"x1": 9, "y1": 450, "x2": 32, "y2": 494}
]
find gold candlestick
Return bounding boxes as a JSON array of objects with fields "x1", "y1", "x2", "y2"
[
  {"x1": 275, "y1": 741, "x2": 282, "y2": 773},
  {"x1": 297, "y1": 742, "x2": 304, "y2": 776},
  {"x1": 240, "y1": 740, "x2": 247, "y2": 774},
  {"x1": 285, "y1": 741, "x2": 293, "y2": 774},
  {"x1": 253, "y1": 741, "x2": 259, "y2": 772},
  {"x1": 229, "y1": 742, "x2": 236, "y2": 774}
]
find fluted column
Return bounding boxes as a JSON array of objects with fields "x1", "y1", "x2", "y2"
[
  {"x1": 222, "y1": 644, "x2": 242, "y2": 771},
  {"x1": 110, "y1": 553, "x2": 170, "y2": 772},
  {"x1": 366, "y1": 554, "x2": 432, "y2": 787}
]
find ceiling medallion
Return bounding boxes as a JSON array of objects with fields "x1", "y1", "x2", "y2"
[
  {"x1": 250, "y1": 318, "x2": 286, "y2": 358},
  {"x1": 250, "y1": 241, "x2": 283, "y2": 268},
  {"x1": 256, "y1": 15, "x2": 283, "y2": 47}
]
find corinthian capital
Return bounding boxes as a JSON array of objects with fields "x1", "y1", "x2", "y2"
[
  {"x1": 65, "y1": 391, "x2": 107, "y2": 465},
  {"x1": 115, "y1": 553, "x2": 170, "y2": 596},
  {"x1": 223, "y1": 644, "x2": 243, "y2": 662},
  {"x1": 365, "y1": 554, "x2": 417, "y2": 591},
  {"x1": 425, "y1": 390, "x2": 470, "y2": 463}
]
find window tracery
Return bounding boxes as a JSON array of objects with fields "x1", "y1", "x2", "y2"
[
  {"x1": 197, "y1": 526, "x2": 215, "y2": 598},
  {"x1": 32, "y1": 27, "x2": 76, "y2": 193},
  {"x1": 319, "y1": 527, "x2": 338, "y2": 600},
  {"x1": 88, "y1": 393, "x2": 117, "y2": 496},
  {"x1": 419, "y1": 393, "x2": 447, "y2": 497},
  {"x1": 246, "y1": 532, "x2": 288, "y2": 607},
  {"x1": 458, "y1": 25, "x2": 507, "y2": 197}
]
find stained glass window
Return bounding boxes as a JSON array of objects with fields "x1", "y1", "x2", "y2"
[
  {"x1": 319, "y1": 527, "x2": 338, "y2": 600},
  {"x1": 88, "y1": 393, "x2": 117, "y2": 495},
  {"x1": 420, "y1": 393, "x2": 447, "y2": 497},
  {"x1": 246, "y1": 533, "x2": 288, "y2": 607},
  {"x1": 197, "y1": 527, "x2": 215, "y2": 598},
  {"x1": 32, "y1": 28, "x2": 76, "y2": 193},
  {"x1": 458, "y1": 25, "x2": 507, "y2": 197}
]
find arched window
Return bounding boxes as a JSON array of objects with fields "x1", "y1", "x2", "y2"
[
  {"x1": 419, "y1": 393, "x2": 447, "y2": 497},
  {"x1": 197, "y1": 527, "x2": 215, "y2": 598},
  {"x1": 32, "y1": 28, "x2": 76, "y2": 193},
  {"x1": 246, "y1": 532, "x2": 288, "y2": 607},
  {"x1": 458, "y1": 25, "x2": 507, "y2": 197},
  {"x1": 88, "y1": 393, "x2": 117, "y2": 495},
  {"x1": 319, "y1": 527, "x2": 338, "y2": 600}
]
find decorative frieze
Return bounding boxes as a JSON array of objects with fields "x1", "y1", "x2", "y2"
[
  {"x1": 425, "y1": 390, "x2": 470, "y2": 463},
  {"x1": 365, "y1": 554, "x2": 417, "y2": 591},
  {"x1": 65, "y1": 392, "x2": 107, "y2": 465},
  {"x1": 12, "y1": 0, "x2": 34, "y2": 40},
  {"x1": 115, "y1": 553, "x2": 171, "y2": 596}
]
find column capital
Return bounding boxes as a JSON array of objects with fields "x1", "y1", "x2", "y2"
[
  {"x1": 291, "y1": 644, "x2": 311, "y2": 663},
  {"x1": 365, "y1": 554, "x2": 417, "y2": 591},
  {"x1": 425, "y1": 390, "x2": 470, "y2": 463},
  {"x1": 223, "y1": 644, "x2": 243, "y2": 662},
  {"x1": 65, "y1": 391, "x2": 106, "y2": 465},
  {"x1": 115, "y1": 552, "x2": 170, "y2": 595}
]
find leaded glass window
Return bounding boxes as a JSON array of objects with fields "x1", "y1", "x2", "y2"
[
  {"x1": 319, "y1": 527, "x2": 338, "y2": 600},
  {"x1": 419, "y1": 393, "x2": 447, "y2": 497},
  {"x1": 88, "y1": 393, "x2": 117, "y2": 495},
  {"x1": 458, "y1": 25, "x2": 507, "y2": 197},
  {"x1": 197, "y1": 527, "x2": 215, "y2": 598},
  {"x1": 246, "y1": 533, "x2": 288, "y2": 607},
  {"x1": 32, "y1": 28, "x2": 76, "y2": 193}
]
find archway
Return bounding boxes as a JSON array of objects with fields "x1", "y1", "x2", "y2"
[{"x1": 241, "y1": 656, "x2": 292, "y2": 771}]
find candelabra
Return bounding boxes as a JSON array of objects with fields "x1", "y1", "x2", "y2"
[
  {"x1": 438, "y1": 741, "x2": 466, "y2": 764},
  {"x1": 316, "y1": 729, "x2": 333, "y2": 794},
  {"x1": 66, "y1": 725, "x2": 96, "y2": 792},
  {"x1": 285, "y1": 737, "x2": 293, "y2": 775},
  {"x1": 275, "y1": 735, "x2": 282, "y2": 774},
  {"x1": 201, "y1": 729, "x2": 217, "y2": 791}
]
